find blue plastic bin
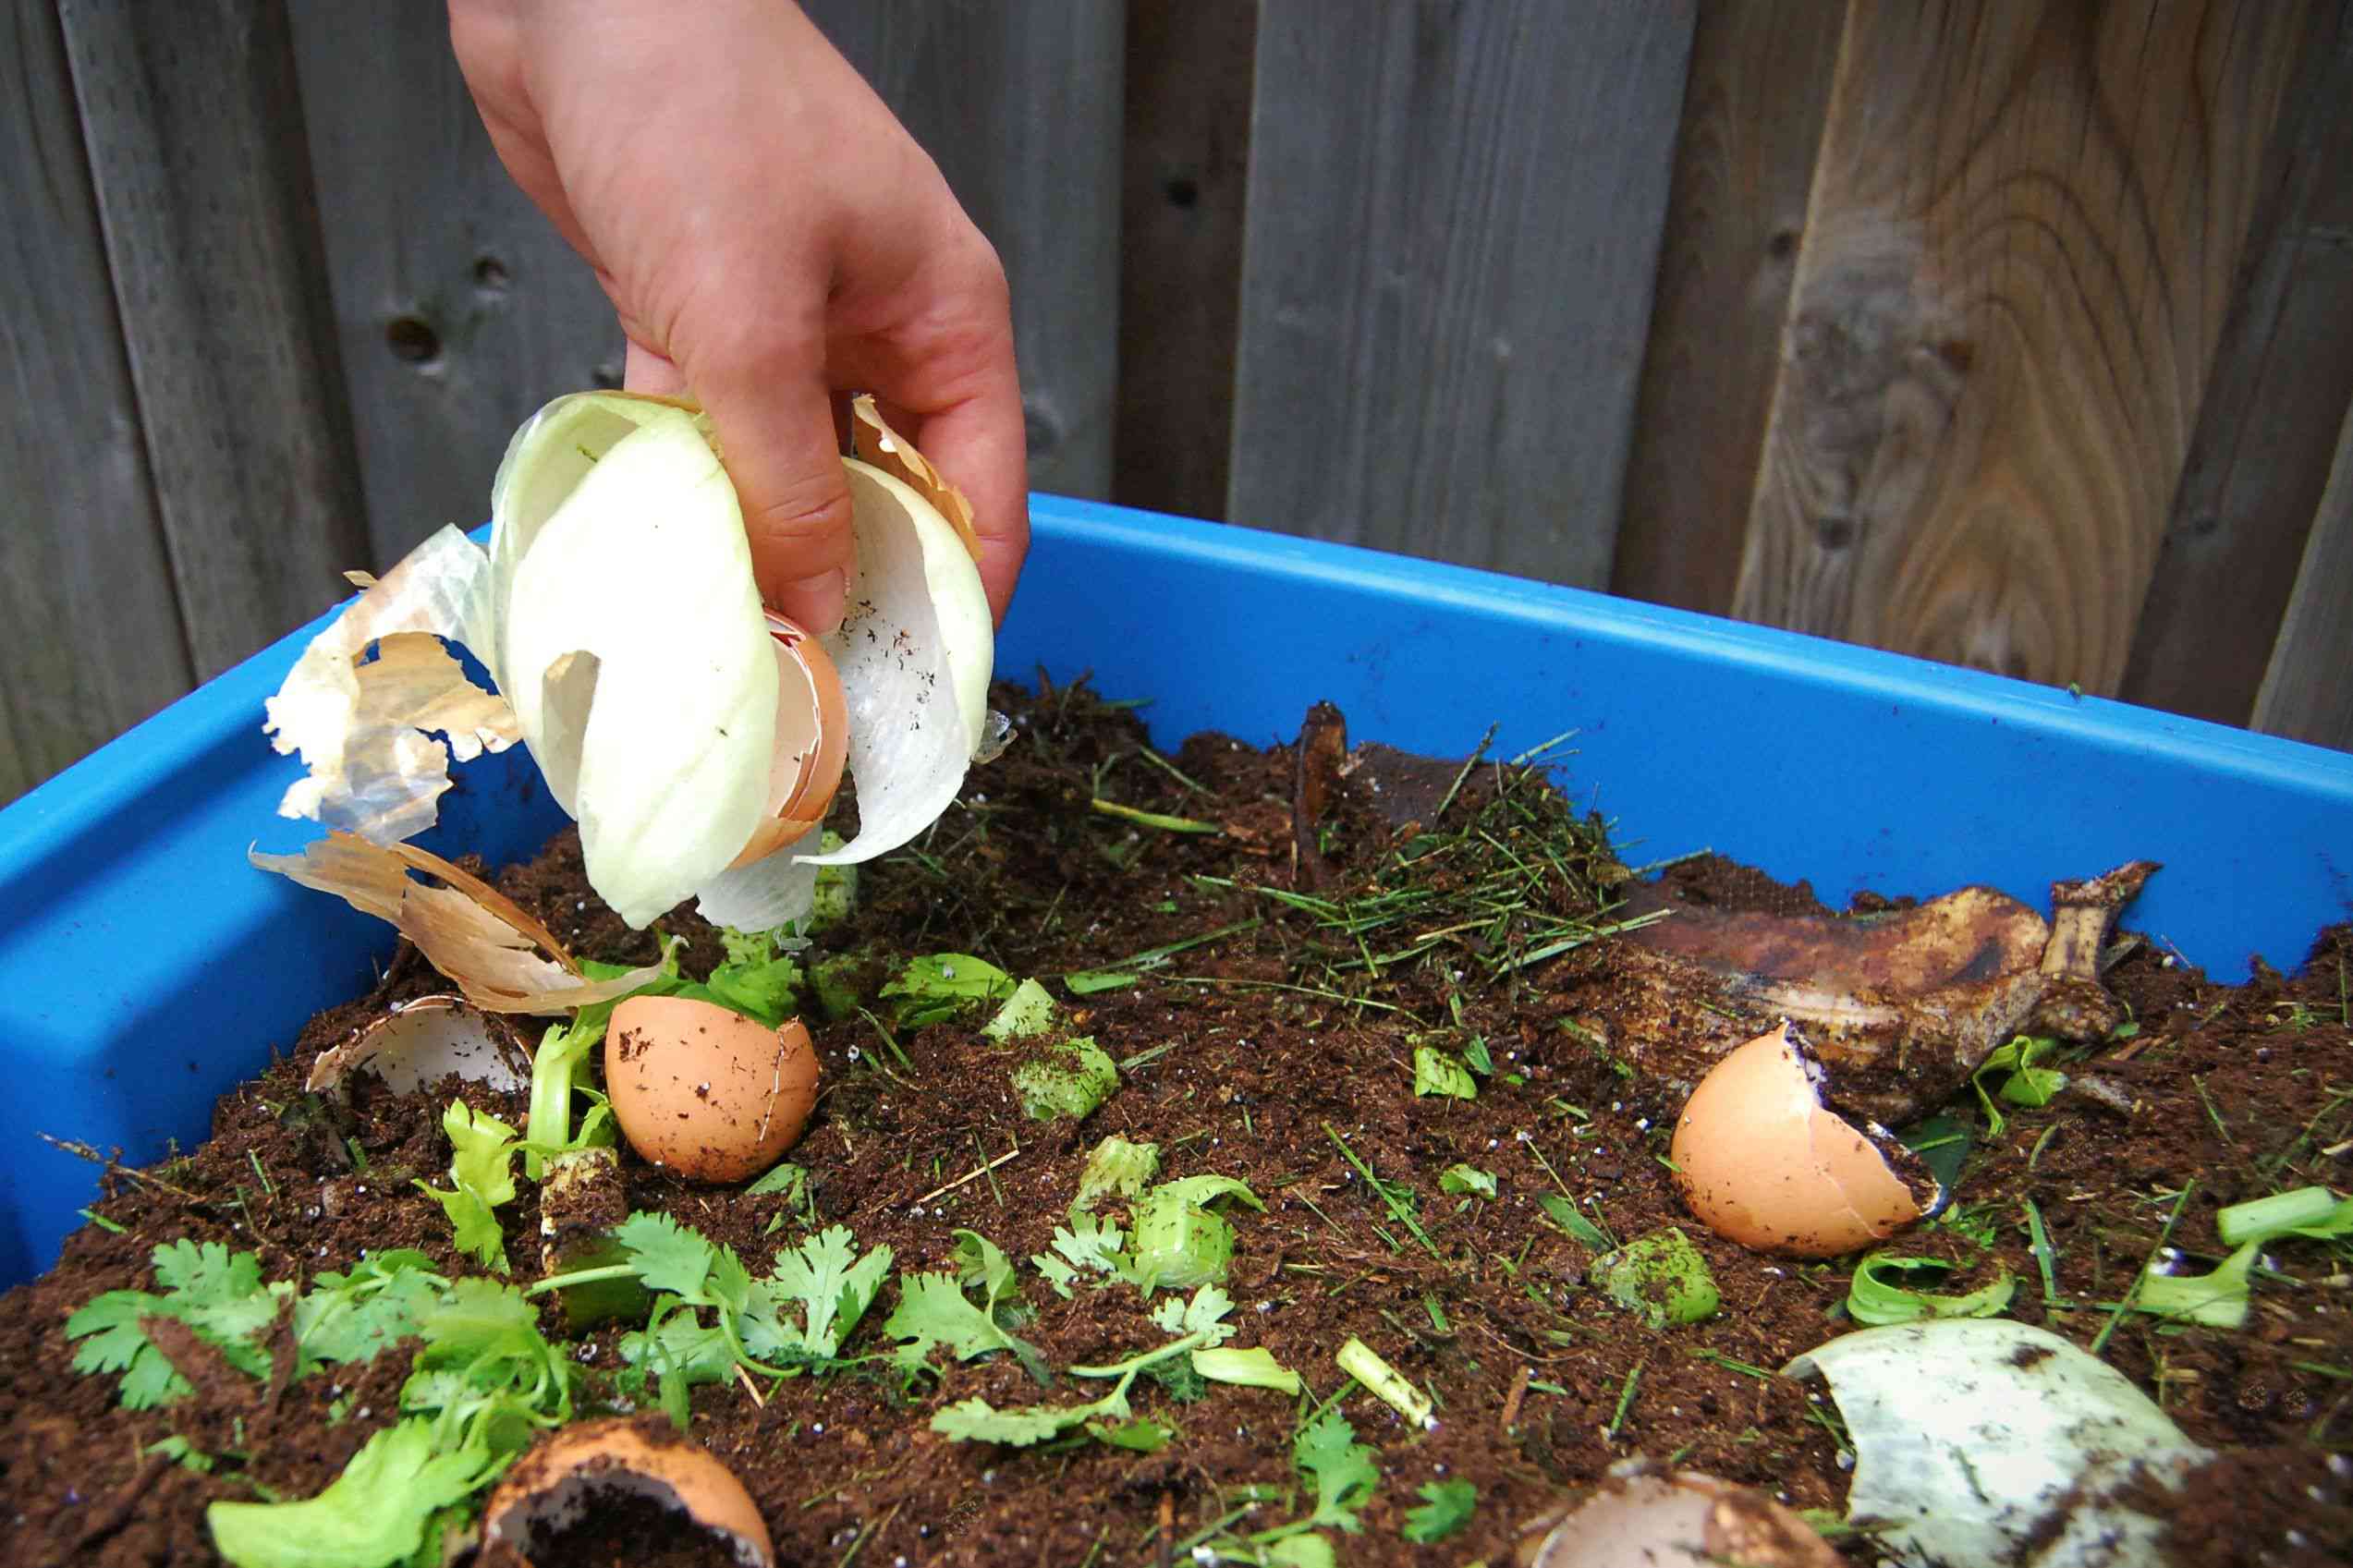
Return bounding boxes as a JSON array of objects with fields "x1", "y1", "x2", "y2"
[{"x1": 3, "y1": 498, "x2": 2348, "y2": 1287}]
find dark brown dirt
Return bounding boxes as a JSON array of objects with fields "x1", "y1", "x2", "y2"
[{"x1": 2, "y1": 678, "x2": 2347, "y2": 1567}]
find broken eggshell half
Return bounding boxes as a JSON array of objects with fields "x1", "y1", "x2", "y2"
[
  {"x1": 1515, "y1": 1463, "x2": 1841, "y2": 1568},
  {"x1": 305, "y1": 993, "x2": 531, "y2": 1098},
  {"x1": 603, "y1": 995, "x2": 819, "y2": 1183},
  {"x1": 263, "y1": 390, "x2": 996, "y2": 936},
  {"x1": 1669, "y1": 1021, "x2": 1939, "y2": 1258},
  {"x1": 481, "y1": 1417, "x2": 774, "y2": 1568}
]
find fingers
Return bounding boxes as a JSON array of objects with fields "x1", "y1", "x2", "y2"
[{"x1": 689, "y1": 338, "x2": 857, "y2": 635}]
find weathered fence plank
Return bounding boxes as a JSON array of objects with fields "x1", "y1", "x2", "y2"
[
  {"x1": 289, "y1": 3, "x2": 622, "y2": 568},
  {"x1": 2252, "y1": 402, "x2": 2353, "y2": 751},
  {"x1": 0, "y1": 0, "x2": 194, "y2": 802},
  {"x1": 57, "y1": 0, "x2": 370, "y2": 677},
  {"x1": 1610, "y1": 0, "x2": 1845, "y2": 616},
  {"x1": 1734, "y1": 0, "x2": 2307, "y2": 693},
  {"x1": 2121, "y1": 1, "x2": 2353, "y2": 726},
  {"x1": 1114, "y1": 0, "x2": 1256, "y2": 523},
  {"x1": 1228, "y1": 0, "x2": 1696, "y2": 586},
  {"x1": 809, "y1": 0, "x2": 1124, "y2": 502}
]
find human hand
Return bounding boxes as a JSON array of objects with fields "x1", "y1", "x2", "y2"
[{"x1": 447, "y1": 0, "x2": 1028, "y2": 631}]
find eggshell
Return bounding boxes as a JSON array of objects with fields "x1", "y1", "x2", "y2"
[
  {"x1": 605, "y1": 996, "x2": 817, "y2": 1182},
  {"x1": 306, "y1": 993, "x2": 530, "y2": 1098},
  {"x1": 1669, "y1": 1021, "x2": 1929, "y2": 1258},
  {"x1": 1516, "y1": 1469, "x2": 1840, "y2": 1568},
  {"x1": 730, "y1": 614, "x2": 849, "y2": 869},
  {"x1": 482, "y1": 1417, "x2": 774, "y2": 1567}
]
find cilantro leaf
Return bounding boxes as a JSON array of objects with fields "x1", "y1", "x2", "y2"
[
  {"x1": 207, "y1": 1416, "x2": 500, "y2": 1568},
  {"x1": 294, "y1": 1251, "x2": 445, "y2": 1368},
  {"x1": 932, "y1": 1395, "x2": 1102, "y2": 1446},
  {"x1": 884, "y1": 1231, "x2": 1050, "y2": 1385},
  {"x1": 65, "y1": 1240, "x2": 287, "y2": 1409},
  {"x1": 1295, "y1": 1408, "x2": 1379, "y2": 1534},
  {"x1": 1401, "y1": 1478, "x2": 1477, "y2": 1543},
  {"x1": 415, "y1": 1100, "x2": 518, "y2": 1271},
  {"x1": 765, "y1": 1225, "x2": 893, "y2": 1359}
]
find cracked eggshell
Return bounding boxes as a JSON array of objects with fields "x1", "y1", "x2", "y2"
[
  {"x1": 1670, "y1": 1021, "x2": 1932, "y2": 1258},
  {"x1": 1516, "y1": 1468, "x2": 1841, "y2": 1568},
  {"x1": 482, "y1": 1417, "x2": 774, "y2": 1567},
  {"x1": 604, "y1": 996, "x2": 817, "y2": 1183}
]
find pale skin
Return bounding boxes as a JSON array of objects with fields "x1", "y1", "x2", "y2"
[{"x1": 447, "y1": 0, "x2": 1030, "y2": 633}]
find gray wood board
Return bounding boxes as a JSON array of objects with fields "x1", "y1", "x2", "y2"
[
  {"x1": 1609, "y1": 0, "x2": 1844, "y2": 615},
  {"x1": 289, "y1": 3, "x2": 624, "y2": 568},
  {"x1": 2122, "y1": 1, "x2": 2353, "y2": 727},
  {"x1": 0, "y1": 0, "x2": 195, "y2": 801},
  {"x1": 59, "y1": 0, "x2": 370, "y2": 677},
  {"x1": 810, "y1": 0, "x2": 1125, "y2": 501},
  {"x1": 1115, "y1": 0, "x2": 1257, "y2": 523},
  {"x1": 2252, "y1": 400, "x2": 2353, "y2": 752},
  {"x1": 1228, "y1": 0, "x2": 1696, "y2": 586}
]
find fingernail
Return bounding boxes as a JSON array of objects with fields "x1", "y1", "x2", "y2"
[{"x1": 779, "y1": 569, "x2": 847, "y2": 636}]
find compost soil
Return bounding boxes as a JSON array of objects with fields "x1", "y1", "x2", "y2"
[{"x1": 3, "y1": 680, "x2": 2348, "y2": 1567}]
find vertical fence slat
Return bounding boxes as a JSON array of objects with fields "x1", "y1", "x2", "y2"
[
  {"x1": 2252, "y1": 401, "x2": 2353, "y2": 750},
  {"x1": 808, "y1": 1, "x2": 1125, "y2": 502},
  {"x1": 0, "y1": 0, "x2": 194, "y2": 801},
  {"x1": 1114, "y1": 0, "x2": 1257, "y2": 523},
  {"x1": 1228, "y1": 0, "x2": 1696, "y2": 586},
  {"x1": 57, "y1": 0, "x2": 369, "y2": 678},
  {"x1": 1733, "y1": 1, "x2": 2307, "y2": 694},
  {"x1": 288, "y1": 5, "x2": 622, "y2": 569},
  {"x1": 1608, "y1": 0, "x2": 1845, "y2": 616},
  {"x1": 2121, "y1": 1, "x2": 2353, "y2": 726}
]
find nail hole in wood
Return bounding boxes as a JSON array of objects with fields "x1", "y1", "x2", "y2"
[
  {"x1": 384, "y1": 316, "x2": 441, "y2": 364},
  {"x1": 1164, "y1": 176, "x2": 1201, "y2": 210},
  {"x1": 472, "y1": 255, "x2": 510, "y2": 291}
]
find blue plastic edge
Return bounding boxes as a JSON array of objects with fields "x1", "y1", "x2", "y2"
[{"x1": 2, "y1": 495, "x2": 2347, "y2": 1285}]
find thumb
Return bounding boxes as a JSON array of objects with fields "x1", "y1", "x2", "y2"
[{"x1": 693, "y1": 361, "x2": 858, "y2": 635}]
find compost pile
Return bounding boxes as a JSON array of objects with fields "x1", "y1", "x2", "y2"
[{"x1": 2, "y1": 681, "x2": 2347, "y2": 1568}]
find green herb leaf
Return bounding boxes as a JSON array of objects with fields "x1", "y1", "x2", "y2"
[
  {"x1": 882, "y1": 953, "x2": 1015, "y2": 1027},
  {"x1": 981, "y1": 977, "x2": 1059, "y2": 1040},
  {"x1": 1073, "y1": 1136, "x2": 1161, "y2": 1213},
  {"x1": 207, "y1": 1416, "x2": 499, "y2": 1568},
  {"x1": 1012, "y1": 1037, "x2": 1119, "y2": 1120},
  {"x1": 1412, "y1": 1045, "x2": 1478, "y2": 1100},
  {"x1": 66, "y1": 1240, "x2": 286, "y2": 1409},
  {"x1": 1192, "y1": 1345, "x2": 1301, "y2": 1393},
  {"x1": 416, "y1": 1100, "x2": 518, "y2": 1272},
  {"x1": 1294, "y1": 1407, "x2": 1380, "y2": 1533},
  {"x1": 1401, "y1": 1478, "x2": 1478, "y2": 1543},
  {"x1": 1439, "y1": 1164, "x2": 1496, "y2": 1198},
  {"x1": 886, "y1": 1231, "x2": 1049, "y2": 1385},
  {"x1": 1537, "y1": 1193, "x2": 1613, "y2": 1252},
  {"x1": 1591, "y1": 1228, "x2": 1720, "y2": 1329},
  {"x1": 1847, "y1": 1254, "x2": 2017, "y2": 1325}
]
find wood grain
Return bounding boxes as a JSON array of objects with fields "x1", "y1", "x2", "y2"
[
  {"x1": 1114, "y1": 0, "x2": 1257, "y2": 523},
  {"x1": 2120, "y1": 1, "x2": 2353, "y2": 725},
  {"x1": 0, "y1": 0, "x2": 195, "y2": 802},
  {"x1": 2251, "y1": 399, "x2": 2353, "y2": 751},
  {"x1": 58, "y1": 0, "x2": 370, "y2": 678},
  {"x1": 1227, "y1": 0, "x2": 1696, "y2": 586},
  {"x1": 809, "y1": 0, "x2": 1125, "y2": 502},
  {"x1": 288, "y1": 4, "x2": 622, "y2": 568},
  {"x1": 1735, "y1": 1, "x2": 2308, "y2": 692},
  {"x1": 1610, "y1": 0, "x2": 1845, "y2": 615}
]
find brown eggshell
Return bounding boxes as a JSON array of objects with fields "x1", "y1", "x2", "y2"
[
  {"x1": 482, "y1": 1417, "x2": 774, "y2": 1567},
  {"x1": 605, "y1": 996, "x2": 818, "y2": 1183},
  {"x1": 1669, "y1": 1021, "x2": 1930, "y2": 1258},
  {"x1": 1516, "y1": 1468, "x2": 1840, "y2": 1568},
  {"x1": 730, "y1": 614, "x2": 849, "y2": 869}
]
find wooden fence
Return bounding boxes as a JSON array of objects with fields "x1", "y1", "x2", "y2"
[{"x1": 6, "y1": 0, "x2": 2350, "y2": 808}]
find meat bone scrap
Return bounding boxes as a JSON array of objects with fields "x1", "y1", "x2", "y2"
[{"x1": 1597, "y1": 861, "x2": 2158, "y2": 1126}]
